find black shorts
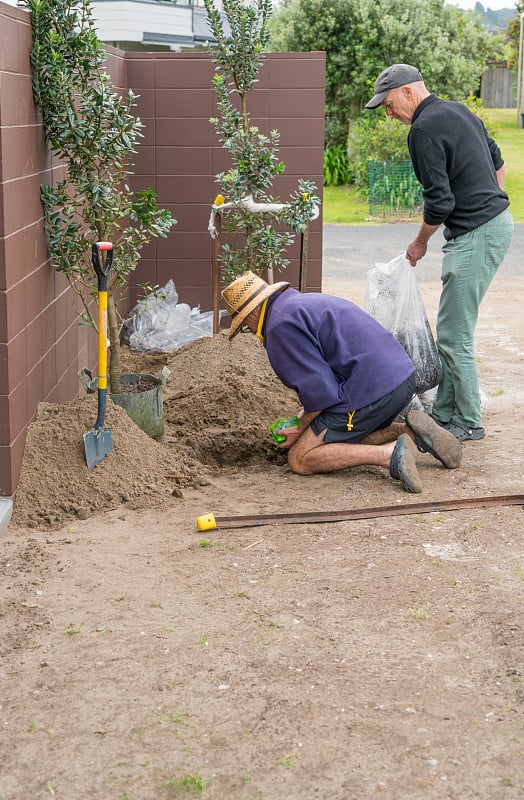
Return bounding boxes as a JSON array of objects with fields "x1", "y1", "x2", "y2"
[{"x1": 310, "y1": 373, "x2": 416, "y2": 444}]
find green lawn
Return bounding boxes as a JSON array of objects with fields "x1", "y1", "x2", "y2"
[
  {"x1": 488, "y1": 108, "x2": 524, "y2": 222},
  {"x1": 323, "y1": 108, "x2": 524, "y2": 224}
]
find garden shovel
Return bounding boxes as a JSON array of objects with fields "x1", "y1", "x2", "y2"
[{"x1": 83, "y1": 241, "x2": 114, "y2": 471}]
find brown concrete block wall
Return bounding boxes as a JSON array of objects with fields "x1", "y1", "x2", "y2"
[
  {"x1": 0, "y1": 0, "x2": 325, "y2": 497},
  {"x1": 126, "y1": 51, "x2": 325, "y2": 311},
  {"x1": 0, "y1": 3, "x2": 89, "y2": 496}
]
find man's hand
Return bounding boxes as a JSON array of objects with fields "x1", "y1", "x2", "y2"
[
  {"x1": 405, "y1": 238, "x2": 427, "y2": 266},
  {"x1": 406, "y1": 222, "x2": 441, "y2": 266},
  {"x1": 277, "y1": 409, "x2": 320, "y2": 449},
  {"x1": 276, "y1": 426, "x2": 302, "y2": 449}
]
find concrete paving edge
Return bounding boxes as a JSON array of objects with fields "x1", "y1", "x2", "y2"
[{"x1": 0, "y1": 498, "x2": 13, "y2": 533}]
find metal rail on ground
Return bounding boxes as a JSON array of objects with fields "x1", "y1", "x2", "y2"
[{"x1": 196, "y1": 494, "x2": 524, "y2": 531}]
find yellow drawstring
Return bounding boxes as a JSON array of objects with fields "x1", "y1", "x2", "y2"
[
  {"x1": 347, "y1": 410, "x2": 356, "y2": 431},
  {"x1": 256, "y1": 298, "x2": 269, "y2": 343}
]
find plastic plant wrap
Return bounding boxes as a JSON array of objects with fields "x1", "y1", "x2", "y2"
[{"x1": 122, "y1": 280, "x2": 223, "y2": 353}]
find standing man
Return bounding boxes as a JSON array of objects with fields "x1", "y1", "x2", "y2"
[
  {"x1": 365, "y1": 64, "x2": 514, "y2": 441},
  {"x1": 221, "y1": 271, "x2": 462, "y2": 493}
]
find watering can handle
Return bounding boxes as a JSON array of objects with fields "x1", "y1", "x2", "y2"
[{"x1": 92, "y1": 242, "x2": 114, "y2": 291}]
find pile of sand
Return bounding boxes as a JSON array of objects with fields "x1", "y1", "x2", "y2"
[{"x1": 11, "y1": 332, "x2": 298, "y2": 529}]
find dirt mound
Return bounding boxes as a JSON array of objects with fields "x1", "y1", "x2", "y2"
[
  {"x1": 160, "y1": 331, "x2": 298, "y2": 467},
  {"x1": 11, "y1": 332, "x2": 298, "y2": 529}
]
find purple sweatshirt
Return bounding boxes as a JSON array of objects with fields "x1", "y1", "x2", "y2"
[{"x1": 262, "y1": 288, "x2": 415, "y2": 413}]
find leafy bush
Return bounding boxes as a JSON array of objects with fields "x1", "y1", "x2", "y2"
[
  {"x1": 348, "y1": 95, "x2": 496, "y2": 195},
  {"x1": 347, "y1": 113, "x2": 410, "y2": 192},
  {"x1": 461, "y1": 94, "x2": 499, "y2": 138}
]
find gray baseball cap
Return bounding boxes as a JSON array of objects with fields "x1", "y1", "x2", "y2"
[{"x1": 365, "y1": 64, "x2": 424, "y2": 109}]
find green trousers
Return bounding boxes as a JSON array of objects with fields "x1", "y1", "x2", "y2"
[{"x1": 432, "y1": 210, "x2": 514, "y2": 429}]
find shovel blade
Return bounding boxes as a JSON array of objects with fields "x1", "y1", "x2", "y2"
[{"x1": 83, "y1": 427, "x2": 113, "y2": 471}]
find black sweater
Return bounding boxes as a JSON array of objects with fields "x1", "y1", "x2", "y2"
[{"x1": 408, "y1": 94, "x2": 509, "y2": 240}]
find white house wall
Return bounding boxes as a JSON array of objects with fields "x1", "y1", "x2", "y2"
[
  {"x1": 0, "y1": 0, "x2": 225, "y2": 49},
  {"x1": 92, "y1": 0, "x2": 194, "y2": 46}
]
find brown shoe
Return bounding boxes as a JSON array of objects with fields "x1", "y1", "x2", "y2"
[{"x1": 406, "y1": 409, "x2": 462, "y2": 469}]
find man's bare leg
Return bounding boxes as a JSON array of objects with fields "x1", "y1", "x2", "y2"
[
  {"x1": 287, "y1": 425, "x2": 423, "y2": 493},
  {"x1": 362, "y1": 421, "x2": 408, "y2": 445},
  {"x1": 287, "y1": 426, "x2": 396, "y2": 476}
]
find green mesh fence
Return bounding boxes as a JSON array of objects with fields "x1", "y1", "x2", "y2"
[{"x1": 368, "y1": 159, "x2": 423, "y2": 219}]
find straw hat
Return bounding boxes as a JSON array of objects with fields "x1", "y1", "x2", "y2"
[{"x1": 221, "y1": 271, "x2": 289, "y2": 339}]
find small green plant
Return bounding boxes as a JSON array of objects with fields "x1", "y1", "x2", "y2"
[
  {"x1": 64, "y1": 625, "x2": 82, "y2": 635},
  {"x1": 165, "y1": 773, "x2": 208, "y2": 795},
  {"x1": 277, "y1": 750, "x2": 297, "y2": 767},
  {"x1": 28, "y1": 721, "x2": 37, "y2": 732},
  {"x1": 204, "y1": 0, "x2": 319, "y2": 284},
  {"x1": 513, "y1": 565, "x2": 524, "y2": 581},
  {"x1": 198, "y1": 539, "x2": 214, "y2": 548}
]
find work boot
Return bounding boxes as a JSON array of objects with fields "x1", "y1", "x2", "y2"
[
  {"x1": 406, "y1": 409, "x2": 462, "y2": 469},
  {"x1": 389, "y1": 434, "x2": 423, "y2": 494}
]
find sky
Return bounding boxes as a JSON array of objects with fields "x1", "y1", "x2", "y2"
[{"x1": 450, "y1": 0, "x2": 517, "y2": 9}]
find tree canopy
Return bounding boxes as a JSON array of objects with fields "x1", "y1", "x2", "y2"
[{"x1": 269, "y1": 0, "x2": 507, "y2": 146}]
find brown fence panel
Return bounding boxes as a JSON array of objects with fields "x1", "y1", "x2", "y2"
[{"x1": 481, "y1": 66, "x2": 514, "y2": 108}]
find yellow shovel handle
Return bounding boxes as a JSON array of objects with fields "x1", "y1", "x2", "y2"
[{"x1": 98, "y1": 289, "x2": 108, "y2": 391}]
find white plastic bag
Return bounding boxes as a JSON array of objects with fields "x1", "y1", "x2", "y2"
[
  {"x1": 365, "y1": 253, "x2": 442, "y2": 394},
  {"x1": 121, "y1": 279, "x2": 223, "y2": 353}
]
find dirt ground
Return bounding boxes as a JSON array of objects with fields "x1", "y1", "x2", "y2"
[{"x1": 1, "y1": 274, "x2": 523, "y2": 800}]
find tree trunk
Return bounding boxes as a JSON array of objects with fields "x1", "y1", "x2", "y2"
[{"x1": 107, "y1": 293, "x2": 122, "y2": 394}]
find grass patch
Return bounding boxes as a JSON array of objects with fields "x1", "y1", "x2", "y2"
[
  {"x1": 64, "y1": 625, "x2": 81, "y2": 636},
  {"x1": 409, "y1": 601, "x2": 431, "y2": 621},
  {"x1": 165, "y1": 773, "x2": 208, "y2": 795},
  {"x1": 277, "y1": 751, "x2": 298, "y2": 767},
  {"x1": 323, "y1": 185, "x2": 373, "y2": 225},
  {"x1": 198, "y1": 538, "x2": 215, "y2": 548},
  {"x1": 323, "y1": 108, "x2": 524, "y2": 224}
]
